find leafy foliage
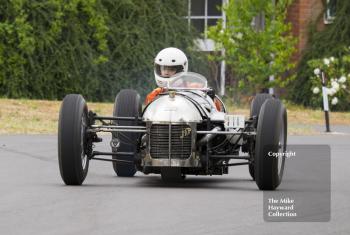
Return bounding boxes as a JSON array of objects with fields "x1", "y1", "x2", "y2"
[
  {"x1": 0, "y1": 0, "x2": 201, "y2": 101},
  {"x1": 307, "y1": 49, "x2": 350, "y2": 109},
  {"x1": 207, "y1": 0, "x2": 296, "y2": 94},
  {"x1": 289, "y1": 0, "x2": 350, "y2": 111}
]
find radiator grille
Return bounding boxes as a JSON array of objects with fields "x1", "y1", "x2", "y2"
[{"x1": 150, "y1": 124, "x2": 192, "y2": 159}]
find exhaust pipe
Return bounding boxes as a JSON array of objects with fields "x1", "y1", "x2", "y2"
[{"x1": 197, "y1": 126, "x2": 221, "y2": 146}]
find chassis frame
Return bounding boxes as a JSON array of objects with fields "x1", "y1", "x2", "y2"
[{"x1": 84, "y1": 111, "x2": 258, "y2": 171}]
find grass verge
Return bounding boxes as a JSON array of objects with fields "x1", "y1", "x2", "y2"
[{"x1": 1, "y1": 98, "x2": 349, "y2": 135}]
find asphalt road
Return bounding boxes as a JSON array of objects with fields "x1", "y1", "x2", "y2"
[{"x1": 0, "y1": 134, "x2": 349, "y2": 235}]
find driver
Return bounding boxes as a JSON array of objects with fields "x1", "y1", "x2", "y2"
[
  {"x1": 145, "y1": 47, "x2": 188, "y2": 105},
  {"x1": 145, "y1": 47, "x2": 223, "y2": 111}
]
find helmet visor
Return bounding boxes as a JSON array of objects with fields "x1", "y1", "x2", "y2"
[{"x1": 155, "y1": 64, "x2": 184, "y2": 78}]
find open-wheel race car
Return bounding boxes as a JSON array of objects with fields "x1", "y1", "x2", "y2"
[{"x1": 58, "y1": 72, "x2": 287, "y2": 190}]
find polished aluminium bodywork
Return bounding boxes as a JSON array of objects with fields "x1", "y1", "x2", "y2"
[
  {"x1": 141, "y1": 72, "x2": 229, "y2": 168},
  {"x1": 142, "y1": 95, "x2": 202, "y2": 123}
]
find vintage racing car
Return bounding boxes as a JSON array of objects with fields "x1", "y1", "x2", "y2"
[{"x1": 58, "y1": 72, "x2": 287, "y2": 190}]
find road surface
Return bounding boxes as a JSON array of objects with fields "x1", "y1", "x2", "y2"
[{"x1": 0, "y1": 134, "x2": 349, "y2": 235}]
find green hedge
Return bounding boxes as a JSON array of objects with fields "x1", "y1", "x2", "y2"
[{"x1": 0, "y1": 0, "x2": 206, "y2": 101}]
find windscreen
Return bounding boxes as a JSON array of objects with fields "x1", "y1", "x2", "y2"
[{"x1": 167, "y1": 72, "x2": 208, "y2": 89}]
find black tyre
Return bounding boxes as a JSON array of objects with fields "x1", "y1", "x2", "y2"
[
  {"x1": 58, "y1": 94, "x2": 89, "y2": 185},
  {"x1": 249, "y1": 93, "x2": 273, "y2": 180},
  {"x1": 255, "y1": 99, "x2": 287, "y2": 190},
  {"x1": 250, "y1": 93, "x2": 273, "y2": 119},
  {"x1": 112, "y1": 89, "x2": 141, "y2": 177},
  {"x1": 248, "y1": 163, "x2": 255, "y2": 180}
]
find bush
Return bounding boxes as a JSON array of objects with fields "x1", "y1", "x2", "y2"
[
  {"x1": 308, "y1": 52, "x2": 350, "y2": 110},
  {"x1": 289, "y1": 1, "x2": 350, "y2": 111},
  {"x1": 0, "y1": 0, "x2": 205, "y2": 101}
]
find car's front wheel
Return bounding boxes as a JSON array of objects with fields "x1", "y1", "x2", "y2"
[
  {"x1": 58, "y1": 94, "x2": 89, "y2": 185},
  {"x1": 254, "y1": 99, "x2": 287, "y2": 190}
]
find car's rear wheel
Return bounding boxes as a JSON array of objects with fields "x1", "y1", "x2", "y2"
[
  {"x1": 249, "y1": 93, "x2": 273, "y2": 180},
  {"x1": 250, "y1": 93, "x2": 274, "y2": 119},
  {"x1": 58, "y1": 94, "x2": 89, "y2": 185},
  {"x1": 255, "y1": 99, "x2": 287, "y2": 190},
  {"x1": 112, "y1": 89, "x2": 141, "y2": 177}
]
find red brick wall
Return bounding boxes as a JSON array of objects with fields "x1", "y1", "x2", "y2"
[{"x1": 287, "y1": 0, "x2": 324, "y2": 60}]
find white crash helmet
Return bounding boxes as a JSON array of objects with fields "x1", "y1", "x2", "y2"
[{"x1": 154, "y1": 47, "x2": 188, "y2": 87}]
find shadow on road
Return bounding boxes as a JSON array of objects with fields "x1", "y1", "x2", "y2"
[{"x1": 55, "y1": 175, "x2": 259, "y2": 191}]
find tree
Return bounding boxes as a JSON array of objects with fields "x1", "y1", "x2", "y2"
[{"x1": 207, "y1": 0, "x2": 296, "y2": 94}]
